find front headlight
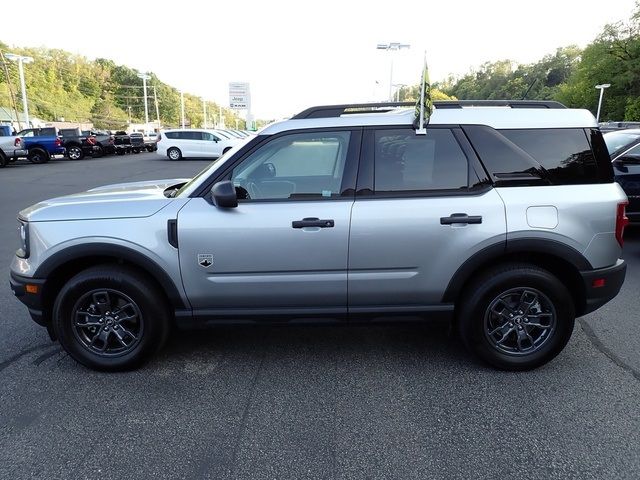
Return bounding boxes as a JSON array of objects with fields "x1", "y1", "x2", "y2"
[{"x1": 17, "y1": 219, "x2": 29, "y2": 258}]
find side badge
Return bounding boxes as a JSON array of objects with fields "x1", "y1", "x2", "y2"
[{"x1": 198, "y1": 254, "x2": 213, "y2": 268}]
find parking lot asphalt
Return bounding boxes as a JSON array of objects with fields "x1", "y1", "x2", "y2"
[{"x1": 1, "y1": 153, "x2": 639, "y2": 480}]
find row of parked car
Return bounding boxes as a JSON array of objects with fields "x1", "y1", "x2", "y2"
[{"x1": 0, "y1": 126, "x2": 159, "y2": 166}]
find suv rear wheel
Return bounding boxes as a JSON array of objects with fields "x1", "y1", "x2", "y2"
[
  {"x1": 457, "y1": 263, "x2": 575, "y2": 371},
  {"x1": 67, "y1": 145, "x2": 84, "y2": 160},
  {"x1": 52, "y1": 265, "x2": 170, "y2": 371}
]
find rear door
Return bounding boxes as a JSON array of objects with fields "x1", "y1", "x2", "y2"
[
  {"x1": 348, "y1": 127, "x2": 507, "y2": 312},
  {"x1": 201, "y1": 131, "x2": 224, "y2": 158}
]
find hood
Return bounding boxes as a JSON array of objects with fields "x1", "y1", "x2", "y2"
[{"x1": 20, "y1": 178, "x2": 189, "y2": 222}]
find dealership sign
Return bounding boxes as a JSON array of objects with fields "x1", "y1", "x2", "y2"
[{"x1": 229, "y1": 82, "x2": 250, "y2": 109}]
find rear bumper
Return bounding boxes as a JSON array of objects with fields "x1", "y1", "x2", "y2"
[
  {"x1": 579, "y1": 259, "x2": 626, "y2": 315},
  {"x1": 10, "y1": 271, "x2": 47, "y2": 326},
  {"x1": 12, "y1": 149, "x2": 27, "y2": 158}
]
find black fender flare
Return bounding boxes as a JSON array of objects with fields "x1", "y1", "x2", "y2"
[
  {"x1": 34, "y1": 242, "x2": 188, "y2": 309},
  {"x1": 442, "y1": 238, "x2": 592, "y2": 303}
]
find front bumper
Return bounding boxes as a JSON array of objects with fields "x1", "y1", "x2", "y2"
[
  {"x1": 10, "y1": 271, "x2": 47, "y2": 326},
  {"x1": 579, "y1": 259, "x2": 626, "y2": 315}
]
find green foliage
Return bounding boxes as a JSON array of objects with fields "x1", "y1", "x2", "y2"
[
  {"x1": 0, "y1": 44, "x2": 242, "y2": 130},
  {"x1": 435, "y1": 1, "x2": 640, "y2": 122}
]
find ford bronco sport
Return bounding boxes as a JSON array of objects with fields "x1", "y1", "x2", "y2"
[{"x1": 10, "y1": 100, "x2": 628, "y2": 371}]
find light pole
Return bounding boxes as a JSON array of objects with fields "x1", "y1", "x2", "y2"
[
  {"x1": 595, "y1": 83, "x2": 611, "y2": 123},
  {"x1": 137, "y1": 73, "x2": 151, "y2": 128},
  {"x1": 392, "y1": 83, "x2": 407, "y2": 102},
  {"x1": 376, "y1": 42, "x2": 410, "y2": 101},
  {"x1": 180, "y1": 91, "x2": 186, "y2": 129},
  {"x1": 5, "y1": 53, "x2": 34, "y2": 128},
  {"x1": 202, "y1": 99, "x2": 207, "y2": 129}
]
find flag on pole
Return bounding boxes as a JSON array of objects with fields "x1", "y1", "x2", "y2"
[{"x1": 414, "y1": 52, "x2": 433, "y2": 135}]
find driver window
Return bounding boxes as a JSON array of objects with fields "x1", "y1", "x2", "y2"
[{"x1": 230, "y1": 131, "x2": 351, "y2": 200}]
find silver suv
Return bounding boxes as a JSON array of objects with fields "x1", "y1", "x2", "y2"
[{"x1": 10, "y1": 101, "x2": 628, "y2": 371}]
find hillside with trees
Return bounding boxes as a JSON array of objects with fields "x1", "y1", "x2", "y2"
[
  {"x1": 400, "y1": 2, "x2": 640, "y2": 122},
  {"x1": 0, "y1": 41, "x2": 242, "y2": 130}
]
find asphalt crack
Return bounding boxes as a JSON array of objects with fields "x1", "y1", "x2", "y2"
[{"x1": 579, "y1": 319, "x2": 640, "y2": 382}]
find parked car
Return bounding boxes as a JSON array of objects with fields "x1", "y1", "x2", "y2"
[
  {"x1": 10, "y1": 100, "x2": 627, "y2": 372},
  {"x1": 0, "y1": 135, "x2": 26, "y2": 167},
  {"x1": 604, "y1": 129, "x2": 640, "y2": 223},
  {"x1": 81, "y1": 130, "x2": 116, "y2": 156},
  {"x1": 156, "y1": 128, "x2": 240, "y2": 160},
  {"x1": 112, "y1": 131, "x2": 132, "y2": 155},
  {"x1": 143, "y1": 132, "x2": 158, "y2": 152},
  {"x1": 129, "y1": 132, "x2": 145, "y2": 154},
  {"x1": 16, "y1": 127, "x2": 65, "y2": 164},
  {"x1": 58, "y1": 128, "x2": 101, "y2": 160}
]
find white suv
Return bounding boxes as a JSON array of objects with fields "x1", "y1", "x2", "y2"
[{"x1": 156, "y1": 129, "x2": 240, "y2": 160}]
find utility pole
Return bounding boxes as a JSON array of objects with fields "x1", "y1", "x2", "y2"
[
  {"x1": 153, "y1": 86, "x2": 161, "y2": 131},
  {"x1": 219, "y1": 106, "x2": 225, "y2": 128},
  {"x1": 376, "y1": 42, "x2": 410, "y2": 101},
  {"x1": 137, "y1": 73, "x2": 151, "y2": 128},
  {"x1": 0, "y1": 51, "x2": 22, "y2": 130},
  {"x1": 180, "y1": 91, "x2": 186, "y2": 129}
]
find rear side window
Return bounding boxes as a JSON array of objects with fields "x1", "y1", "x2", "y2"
[
  {"x1": 165, "y1": 132, "x2": 178, "y2": 139},
  {"x1": 500, "y1": 129, "x2": 610, "y2": 184},
  {"x1": 374, "y1": 128, "x2": 469, "y2": 193}
]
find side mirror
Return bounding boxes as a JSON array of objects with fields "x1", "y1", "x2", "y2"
[{"x1": 210, "y1": 180, "x2": 238, "y2": 208}]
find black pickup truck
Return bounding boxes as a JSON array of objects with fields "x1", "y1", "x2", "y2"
[
  {"x1": 80, "y1": 130, "x2": 116, "y2": 157},
  {"x1": 112, "y1": 131, "x2": 132, "y2": 155},
  {"x1": 58, "y1": 128, "x2": 101, "y2": 160}
]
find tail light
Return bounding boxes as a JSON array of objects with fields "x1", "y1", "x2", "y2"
[
  {"x1": 55, "y1": 137, "x2": 62, "y2": 147},
  {"x1": 14, "y1": 137, "x2": 21, "y2": 148},
  {"x1": 616, "y1": 201, "x2": 629, "y2": 247}
]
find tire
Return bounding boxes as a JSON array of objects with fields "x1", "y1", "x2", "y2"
[
  {"x1": 52, "y1": 265, "x2": 170, "y2": 371},
  {"x1": 146, "y1": 146, "x2": 155, "y2": 152},
  {"x1": 132, "y1": 148, "x2": 140, "y2": 154},
  {"x1": 167, "y1": 147, "x2": 182, "y2": 161},
  {"x1": 92, "y1": 145, "x2": 104, "y2": 158},
  {"x1": 117, "y1": 149, "x2": 126, "y2": 156},
  {"x1": 0, "y1": 151, "x2": 7, "y2": 167},
  {"x1": 27, "y1": 148, "x2": 50, "y2": 164},
  {"x1": 457, "y1": 263, "x2": 575, "y2": 371},
  {"x1": 67, "y1": 145, "x2": 84, "y2": 160}
]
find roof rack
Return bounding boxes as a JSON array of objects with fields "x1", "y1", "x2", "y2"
[{"x1": 292, "y1": 100, "x2": 567, "y2": 119}]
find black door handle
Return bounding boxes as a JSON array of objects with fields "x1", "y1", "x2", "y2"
[
  {"x1": 440, "y1": 213, "x2": 483, "y2": 225},
  {"x1": 292, "y1": 217, "x2": 335, "y2": 228}
]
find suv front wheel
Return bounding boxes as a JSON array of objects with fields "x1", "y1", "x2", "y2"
[
  {"x1": 458, "y1": 263, "x2": 575, "y2": 371},
  {"x1": 52, "y1": 265, "x2": 170, "y2": 371}
]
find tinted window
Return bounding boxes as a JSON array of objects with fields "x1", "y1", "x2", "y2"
[
  {"x1": 374, "y1": 129, "x2": 468, "y2": 192},
  {"x1": 179, "y1": 131, "x2": 202, "y2": 140},
  {"x1": 164, "y1": 132, "x2": 178, "y2": 139},
  {"x1": 501, "y1": 129, "x2": 603, "y2": 184},
  {"x1": 463, "y1": 125, "x2": 544, "y2": 186},
  {"x1": 231, "y1": 131, "x2": 351, "y2": 200}
]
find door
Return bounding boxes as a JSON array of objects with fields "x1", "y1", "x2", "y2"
[
  {"x1": 201, "y1": 131, "x2": 223, "y2": 158},
  {"x1": 348, "y1": 127, "x2": 507, "y2": 311},
  {"x1": 178, "y1": 129, "x2": 360, "y2": 317}
]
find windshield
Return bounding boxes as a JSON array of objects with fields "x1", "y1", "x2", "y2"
[
  {"x1": 603, "y1": 131, "x2": 640, "y2": 154},
  {"x1": 175, "y1": 135, "x2": 256, "y2": 197}
]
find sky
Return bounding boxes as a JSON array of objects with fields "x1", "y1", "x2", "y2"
[{"x1": 1, "y1": 0, "x2": 638, "y2": 119}]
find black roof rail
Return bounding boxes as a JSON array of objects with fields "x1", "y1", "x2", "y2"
[
  {"x1": 291, "y1": 100, "x2": 567, "y2": 120},
  {"x1": 292, "y1": 102, "x2": 414, "y2": 119},
  {"x1": 433, "y1": 100, "x2": 567, "y2": 109}
]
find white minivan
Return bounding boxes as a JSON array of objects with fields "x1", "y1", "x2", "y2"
[{"x1": 156, "y1": 129, "x2": 240, "y2": 160}]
